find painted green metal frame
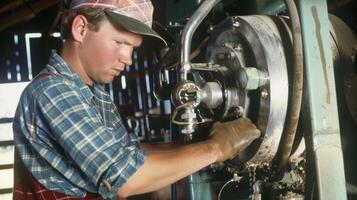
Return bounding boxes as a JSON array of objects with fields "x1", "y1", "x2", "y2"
[
  {"x1": 185, "y1": 173, "x2": 212, "y2": 200},
  {"x1": 297, "y1": 0, "x2": 347, "y2": 199}
]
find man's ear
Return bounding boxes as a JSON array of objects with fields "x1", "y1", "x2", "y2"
[{"x1": 71, "y1": 15, "x2": 88, "y2": 42}]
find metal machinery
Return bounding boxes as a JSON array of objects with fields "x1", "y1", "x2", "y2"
[{"x1": 153, "y1": 0, "x2": 357, "y2": 199}]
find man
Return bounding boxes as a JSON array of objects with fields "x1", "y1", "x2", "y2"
[{"x1": 12, "y1": 0, "x2": 261, "y2": 199}]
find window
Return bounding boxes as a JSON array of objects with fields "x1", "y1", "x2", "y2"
[{"x1": 0, "y1": 82, "x2": 29, "y2": 199}]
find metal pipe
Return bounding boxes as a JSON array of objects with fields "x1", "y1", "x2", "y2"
[
  {"x1": 273, "y1": 0, "x2": 304, "y2": 176},
  {"x1": 180, "y1": 0, "x2": 221, "y2": 80}
]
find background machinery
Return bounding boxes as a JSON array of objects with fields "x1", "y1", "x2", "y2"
[{"x1": 152, "y1": 0, "x2": 357, "y2": 199}]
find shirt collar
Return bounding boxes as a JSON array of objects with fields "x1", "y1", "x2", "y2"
[{"x1": 47, "y1": 50, "x2": 106, "y2": 100}]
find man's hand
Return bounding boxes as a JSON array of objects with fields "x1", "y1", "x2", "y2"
[{"x1": 207, "y1": 117, "x2": 261, "y2": 162}]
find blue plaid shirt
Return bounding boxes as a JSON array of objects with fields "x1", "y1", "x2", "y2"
[{"x1": 13, "y1": 52, "x2": 147, "y2": 199}]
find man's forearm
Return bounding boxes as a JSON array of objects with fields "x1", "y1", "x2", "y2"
[
  {"x1": 141, "y1": 141, "x2": 184, "y2": 152},
  {"x1": 117, "y1": 142, "x2": 219, "y2": 198}
]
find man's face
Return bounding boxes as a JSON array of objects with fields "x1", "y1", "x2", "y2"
[{"x1": 78, "y1": 19, "x2": 143, "y2": 84}]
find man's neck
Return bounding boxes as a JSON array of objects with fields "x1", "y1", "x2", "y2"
[{"x1": 61, "y1": 41, "x2": 93, "y2": 85}]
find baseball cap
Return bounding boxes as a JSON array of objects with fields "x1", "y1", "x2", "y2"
[{"x1": 69, "y1": 0, "x2": 167, "y2": 46}]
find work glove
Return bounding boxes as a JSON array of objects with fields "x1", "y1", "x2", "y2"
[{"x1": 208, "y1": 117, "x2": 261, "y2": 162}]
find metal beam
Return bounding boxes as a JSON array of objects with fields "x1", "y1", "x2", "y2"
[
  {"x1": 0, "y1": 0, "x2": 26, "y2": 14},
  {"x1": 297, "y1": 0, "x2": 347, "y2": 199},
  {"x1": 0, "y1": 0, "x2": 58, "y2": 32}
]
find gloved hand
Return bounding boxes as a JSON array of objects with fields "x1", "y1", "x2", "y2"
[{"x1": 207, "y1": 117, "x2": 261, "y2": 162}]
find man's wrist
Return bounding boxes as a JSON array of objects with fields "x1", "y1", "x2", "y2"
[{"x1": 200, "y1": 141, "x2": 221, "y2": 163}]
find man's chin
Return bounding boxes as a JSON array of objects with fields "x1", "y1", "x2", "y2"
[{"x1": 97, "y1": 77, "x2": 115, "y2": 84}]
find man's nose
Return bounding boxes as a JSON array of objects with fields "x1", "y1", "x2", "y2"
[
  {"x1": 118, "y1": 47, "x2": 133, "y2": 66},
  {"x1": 120, "y1": 55, "x2": 132, "y2": 66}
]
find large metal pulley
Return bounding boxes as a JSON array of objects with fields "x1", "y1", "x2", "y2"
[{"x1": 205, "y1": 15, "x2": 290, "y2": 164}]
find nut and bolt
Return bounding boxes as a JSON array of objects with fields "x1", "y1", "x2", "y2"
[
  {"x1": 233, "y1": 106, "x2": 245, "y2": 117},
  {"x1": 238, "y1": 67, "x2": 269, "y2": 90}
]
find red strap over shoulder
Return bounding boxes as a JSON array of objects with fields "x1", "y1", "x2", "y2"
[
  {"x1": 33, "y1": 72, "x2": 57, "y2": 80},
  {"x1": 13, "y1": 71, "x2": 104, "y2": 199},
  {"x1": 13, "y1": 151, "x2": 103, "y2": 200}
]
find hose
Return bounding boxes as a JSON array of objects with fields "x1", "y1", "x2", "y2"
[{"x1": 273, "y1": 0, "x2": 304, "y2": 177}]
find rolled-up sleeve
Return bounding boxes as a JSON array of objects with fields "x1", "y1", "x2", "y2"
[{"x1": 37, "y1": 79, "x2": 147, "y2": 199}]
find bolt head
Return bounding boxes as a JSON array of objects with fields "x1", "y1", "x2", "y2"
[
  {"x1": 238, "y1": 67, "x2": 259, "y2": 90},
  {"x1": 261, "y1": 88, "x2": 269, "y2": 99}
]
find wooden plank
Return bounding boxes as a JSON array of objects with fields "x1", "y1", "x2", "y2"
[
  {"x1": 0, "y1": 164, "x2": 13, "y2": 170},
  {"x1": 0, "y1": 118, "x2": 12, "y2": 123},
  {"x1": 0, "y1": 141, "x2": 13, "y2": 146},
  {"x1": 0, "y1": 0, "x2": 25, "y2": 14},
  {"x1": 0, "y1": 188, "x2": 12, "y2": 194},
  {"x1": 0, "y1": 0, "x2": 58, "y2": 32}
]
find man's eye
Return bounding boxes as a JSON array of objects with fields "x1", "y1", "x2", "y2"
[{"x1": 115, "y1": 41, "x2": 123, "y2": 45}]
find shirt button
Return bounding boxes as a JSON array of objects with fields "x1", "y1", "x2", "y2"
[{"x1": 101, "y1": 179, "x2": 112, "y2": 192}]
